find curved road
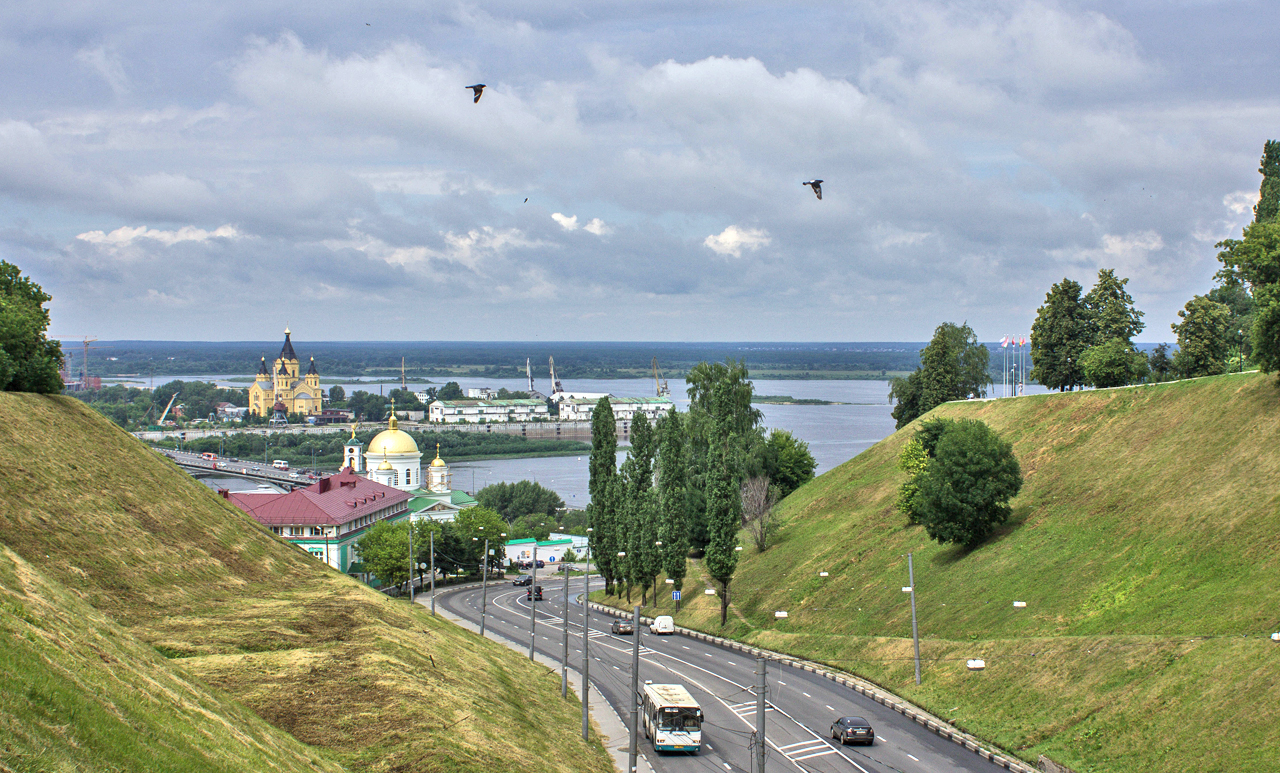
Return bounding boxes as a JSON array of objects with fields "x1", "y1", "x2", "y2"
[{"x1": 439, "y1": 575, "x2": 1010, "y2": 773}]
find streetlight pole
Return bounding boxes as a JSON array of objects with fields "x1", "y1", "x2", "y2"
[
  {"x1": 562, "y1": 556, "x2": 571, "y2": 698},
  {"x1": 909, "y1": 552, "x2": 921, "y2": 685},
  {"x1": 430, "y1": 529, "x2": 436, "y2": 615},
  {"x1": 408, "y1": 522, "x2": 414, "y2": 604},
  {"x1": 528, "y1": 542, "x2": 538, "y2": 661},
  {"x1": 627, "y1": 604, "x2": 641, "y2": 773},
  {"x1": 581, "y1": 567, "x2": 591, "y2": 741},
  {"x1": 755, "y1": 657, "x2": 767, "y2": 773}
]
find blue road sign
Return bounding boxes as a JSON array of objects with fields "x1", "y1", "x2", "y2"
[{"x1": 672, "y1": 591, "x2": 681, "y2": 601}]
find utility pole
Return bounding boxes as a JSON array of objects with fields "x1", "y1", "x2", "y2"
[
  {"x1": 480, "y1": 538, "x2": 490, "y2": 637},
  {"x1": 581, "y1": 572, "x2": 591, "y2": 741},
  {"x1": 562, "y1": 560, "x2": 571, "y2": 698},
  {"x1": 627, "y1": 605, "x2": 641, "y2": 773},
  {"x1": 408, "y1": 523, "x2": 414, "y2": 604},
  {"x1": 430, "y1": 529, "x2": 437, "y2": 615},
  {"x1": 528, "y1": 542, "x2": 538, "y2": 660},
  {"x1": 909, "y1": 552, "x2": 921, "y2": 685},
  {"x1": 755, "y1": 657, "x2": 767, "y2": 773}
]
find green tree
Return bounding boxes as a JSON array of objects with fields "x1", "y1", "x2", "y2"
[
  {"x1": 914, "y1": 420, "x2": 1023, "y2": 549},
  {"x1": 388, "y1": 388, "x2": 425, "y2": 410},
  {"x1": 355, "y1": 519, "x2": 411, "y2": 591},
  {"x1": 1030, "y1": 278, "x2": 1089, "y2": 391},
  {"x1": 655, "y1": 408, "x2": 689, "y2": 605},
  {"x1": 759, "y1": 429, "x2": 815, "y2": 499},
  {"x1": 621, "y1": 414, "x2": 660, "y2": 604},
  {"x1": 0, "y1": 261, "x2": 63, "y2": 394},
  {"x1": 475, "y1": 480, "x2": 565, "y2": 522},
  {"x1": 1172, "y1": 296, "x2": 1233, "y2": 378},
  {"x1": 889, "y1": 322, "x2": 990, "y2": 428},
  {"x1": 587, "y1": 396, "x2": 620, "y2": 594},
  {"x1": 1080, "y1": 337, "x2": 1149, "y2": 388},
  {"x1": 327, "y1": 385, "x2": 345, "y2": 404},
  {"x1": 437, "y1": 381, "x2": 465, "y2": 400},
  {"x1": 1219, "y1": 221, "x2": 1280, "y2": 372},
  {"x1": 1147, "y1": 343, "x2": 1174, "y2": 382},
  {"x1": 1256, "y1": 139, "x2": 1280, "y2": 224},
  {"x1": 894, "y1": 437, "x2": 929, "y2": 524},
  {"x1": 702, "y1": 437, "x2": 741, "y2": 627},
  {"x1": 1083, "y1": 269, "x2": 1145, "y2": 345}
]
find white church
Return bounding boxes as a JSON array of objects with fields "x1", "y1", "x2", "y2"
[{"x1": 342, "y1": 408, "x2": 478, "y2": 521}]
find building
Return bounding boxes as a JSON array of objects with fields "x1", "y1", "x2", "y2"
[
  {"x1": 342, "y1": 410, "x2": 478, "y2": 520},
  {"x1": 556, "y1": 396, "x2": 675, "y2": 423},
  {"x1": 428, "y1": 398, "x2": 550, "y2": 423},
  {"x1": 214, "y1": 402, "x2": 248, "y2": 421},
  {"x1": 223, "y1": 469, "x2": 410, "y2": 573},
  {"x1": 248, "y1": 328, "x2": 323, "y2": 419},
  {"x1": 504, "y1": 537, "x2": 577, "y2": 566}
]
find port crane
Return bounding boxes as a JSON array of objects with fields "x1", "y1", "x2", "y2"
[
  {"x1": 527, "y1": 358, "x2": 535, "y2": 394},
  {"x1": 548, "y1": 356, "x2": 564, "y2": 395},
  {"x1": 652, "y1": 357, "x2": 670, "y2": 397}
]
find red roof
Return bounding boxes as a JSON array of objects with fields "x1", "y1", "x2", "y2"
[{"x1": 226, "y1": 469, "x2": 409, "y2": 527}]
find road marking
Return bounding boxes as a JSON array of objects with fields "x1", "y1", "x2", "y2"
[
  {"x1": 802, "y1": 692, "x2": 811, "y2": 698},
  {"x1": 777, "y1": 681, "x2": 786, "y2": 685},
  {"x1": 682, "y1": 646, "x2": 690, "y2": 650},
  {"x1": 826, "y1": 705, "x2": 835, "y2": 711},
  {"x1": 907, "y1": 753, "x2": 919, "y2": 762},
  {"x1": 877, "y1": 736, "x2": 886, "y2": 742}
]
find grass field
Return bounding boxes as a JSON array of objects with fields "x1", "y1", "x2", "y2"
[
  {"x1": 0, "y1": 393, "x2": 615, "y2": 773},
  {"x1": 596, "y1": 372, "x2": 1280, "y2": 772}
]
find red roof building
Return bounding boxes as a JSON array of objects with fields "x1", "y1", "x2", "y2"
[{"x1": 225, "y1": 468, "x2": 410, "y2": 572}]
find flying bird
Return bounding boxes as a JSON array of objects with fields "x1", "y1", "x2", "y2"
[
  {"x1": 523, "y1": 198, "x2": 528, "y2": 203},
  {"x1": 803, "y1": 180, "x2": 823, "y2": 200},
  {"x1": 466, "y1": 84, "x2": 486, "y2": 103}
]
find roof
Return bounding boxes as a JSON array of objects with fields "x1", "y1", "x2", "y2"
[
  {"x1": 642, "y1": 683, "x2": 698, "y2": 707},
  {"x1": 430, "y1": 399, "x2": 549, "y2": 408},
  {"x1": 279, "y1": 330, "x2": 297, "y2": 361},
  {"x1": 538, "y1": 539, "x2": 574, "y2": 547},
  {"x1": 226, "y1": 469, "x2": 410, "y2": 527},
  {"x1": 506, "y1": 538, "x2": 537, "y2": 545},
  {"x1": 450, "y1": 491, "x2": 477, "y2": 506}
]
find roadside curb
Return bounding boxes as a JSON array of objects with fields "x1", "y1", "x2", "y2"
[{"x1": 588, "y1": 601, "x2": 1039, "y2": 773}]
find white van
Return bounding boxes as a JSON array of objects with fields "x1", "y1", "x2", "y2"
[
  {"x1": 649, "y1": 615, "x2": 675, "y2": 635},
  {"x1": 272, "y1": 459, "x2": 289, "y2": 470}
]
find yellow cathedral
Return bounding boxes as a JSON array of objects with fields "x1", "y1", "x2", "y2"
[{"x1": 248, "y1": 328, "x2": 323, "y2": 418}]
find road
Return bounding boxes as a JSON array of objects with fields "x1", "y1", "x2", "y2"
[
  {"x1": 158, "y1": 448, "x2": 311, "y2": 489},
  {"x1": 439, "y1": 575, "x2": 1011, "y2": 773}
]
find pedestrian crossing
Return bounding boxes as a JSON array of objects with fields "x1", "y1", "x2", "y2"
[{"x1": 724, "y1": 703, "x2": 837, "y2": 764}]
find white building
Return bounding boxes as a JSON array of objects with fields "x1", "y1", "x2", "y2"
[
  {"x1": 342, "y1": 414, "x2": 422, "y2": 491},
  {"x1": 556, "y1": 396, "x2": 675, "y2": 423},
  {"x1": 428, "y1": 398, "x2": 550, "y2": 423}
]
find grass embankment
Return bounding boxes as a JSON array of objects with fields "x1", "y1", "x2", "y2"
[
  {"x1": 597, "y1": 372, "x2": 1280, "y2": 773},
  {"x1": 0, "y1": 393, "x2": 614, "y2": 773}
]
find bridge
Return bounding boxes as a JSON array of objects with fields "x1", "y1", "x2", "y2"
[{"x1": 158, "y1": 448, "x2": 310, "y2": 491}]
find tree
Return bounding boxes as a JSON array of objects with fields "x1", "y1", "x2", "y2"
[
  {"x1": 894, "y1": 437, "x2": 928, "y2": 524},
  {"x1": 1080, "y1": 337, "x2": 1149, "y2": 388},
  {"x1": 451, "y1": 506, "x2": 507, "y2": 574},
  {"x1": 475, "y1": 480, "x2": 565, "y2": 522},
  {"x1": 1219, "y1": 221, "x2": 1280, "y2": 372},
  {"x1": 621, "y1": 414, "x2": 661, "y2": 604},
  {"x1": 889, "y1": 322, "x2": 989, "y2": 428},
  {"x1": 437, "y1": 381, "x2": 465, "y2": 401},
  {"x1": 1083, "y1": 269, "x2": 1145, "y2": 345},
  {"x1": 655, "y1": 408, "x2": 689, "y2": 605},
  {"x1": 1171, "y1": 296, "x2": 1233, "y2": 378},
  {"x1": 1147, "y1": 343, "x2": 1174, "y2": 382},
  {"x1": 702, "y1": 437, "x2": 741, "y2": 627},
  {"x1": 588, "y1": 396, "x2": 619, "y2": 594},
  {"x1": 561, "y1": 546, "x2": 577, "y2": 563},
  {"x1": 914, "y1": 420, "x2": 1023, "y2": 549},
  {"x1": 0, "y1": 261, "x2": 63, "y2": 394},
  {"x1": 759, "y1": 429, "x2": 815, "y2": 499},
  {"x1": 388, "y1": 388, "x2": 425, "y2": 410},
  {"x1": 741, "y1": 476, "x2": 779, "y2": 552},
  {"x1": 327, "y1": 385, "x2": 345, "y2": 404},
  {"x1": 1256, "y1": 139, "x2": 1280, "y2": 224},
  {"x1": 1030, "y1": 278, "x2": 1089, "y2": 391},
  {"x1": 355, "y1": 519, "x2": 411, "y2": 591}
]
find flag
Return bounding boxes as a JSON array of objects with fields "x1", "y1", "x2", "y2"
[
  {"x1": 1000, "y1": 335, "x2": 1009, "y2": 347},
  {"x1": 1020, "y1": 337, "x2": 1027, "y2": 346}
]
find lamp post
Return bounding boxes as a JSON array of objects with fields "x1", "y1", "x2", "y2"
[{"x1": 528, "y1": 542, "x2": 538, "y2": 661}]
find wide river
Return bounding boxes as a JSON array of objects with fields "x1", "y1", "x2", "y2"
[{"x1": 137, "y1": 373, "x2": 1050, "y2": 504}]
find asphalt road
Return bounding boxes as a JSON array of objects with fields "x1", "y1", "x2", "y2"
[{"x1": 439, "y1": 575, "x2": 1009, "y2": 773}]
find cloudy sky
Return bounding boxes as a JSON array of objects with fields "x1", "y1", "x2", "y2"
[{"x1": 1, "y1": 0, "x2": 1276, "y2": 342}]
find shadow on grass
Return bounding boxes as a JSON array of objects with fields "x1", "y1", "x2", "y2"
[{"x1": 929, "y1": 505, "x2": 1032, "y2": 566}]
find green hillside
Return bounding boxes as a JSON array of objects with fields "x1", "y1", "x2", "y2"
[
  {"x1": 0, "y1": 393, "x2": 614, "y2": 773},
  {"x1": 610, "y1": 372, "x2": 1280, "y2": 772}
]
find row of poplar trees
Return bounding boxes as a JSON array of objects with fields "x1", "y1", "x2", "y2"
[{"x1": 587, "y1": 360, "x2": 761, "y2": 627}]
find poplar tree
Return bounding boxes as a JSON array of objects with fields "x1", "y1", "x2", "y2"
[
  {"x1": 622, "y1": 414, "x2": 660, "y2": 605},
  {"x1": 656, "y1": 408, "x2": 689, "y2": 605},
  {"x1": 1030, "y1": 278, "x2": 1089, "y2": 391},
  {"x1": 703, "y1": 433, "x2": 740, "y2": 627},
  {"x1": 587, "y1": 396, "x2": 619, "y2": 594}
]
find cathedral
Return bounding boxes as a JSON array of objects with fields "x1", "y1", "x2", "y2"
[{"x1": 248, "y1": 328, "x2": 323, "y2": 418}]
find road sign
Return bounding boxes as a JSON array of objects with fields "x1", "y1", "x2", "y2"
[{"x1": 672, "y1": 591, "x2": 681, "y2": 601}]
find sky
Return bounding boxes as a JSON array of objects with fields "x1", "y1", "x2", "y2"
[{"x1": 1, "y1": 0, "x2": 1277, "y2": 342}]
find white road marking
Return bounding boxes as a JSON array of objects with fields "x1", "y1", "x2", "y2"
[
  {"x1": 777, "y1": 681, "x2": 786, "y2": 685},
  {"x1": 877, "y1": 736, "x2": 887, "y2": 742},
  {"x1": 907, "y1": 753, "x2": 919, "y2": 762},
  {"x1": 802, "y1": 692, "x2": 811, "y2": 698},
  {"x1": 826, "y1": 705, "x2": 835, "y2": 711}
]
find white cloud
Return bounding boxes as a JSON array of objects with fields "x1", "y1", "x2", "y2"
[
  {"x1": 77, "y1": 224, "x2": 241, "y2": 247},
  {"x1": 552, "y1": 213, "x2": 610, "y2": 235},
  {"x1": 1224, "y1": 190, "x2": 1260, "y2": 216},
  {"x1": 551, "y1": 212, "x2": 578, "y2": 230},
  {"x1": 704, "y1": 225, "x2": 770, "y2": 258},
  {"x1": 583, "y1": 218, "x2": 611, "y2": 236},
  {"x1": 75, "y1": 45, "x2": 130, "y2": 96}
]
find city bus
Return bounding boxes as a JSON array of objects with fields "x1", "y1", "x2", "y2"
[
  {"x1": 642, "y1": 683, "x2": 702, "y2": 753},
  {"x1": 200, "y1": 452, "x2": 217, "y2": 461}
]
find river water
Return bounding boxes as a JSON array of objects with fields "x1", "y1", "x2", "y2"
[{"x1": 137, "y1": 373, "x2": 1050, "y2": 504}]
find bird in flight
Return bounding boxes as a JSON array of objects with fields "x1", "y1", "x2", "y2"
[
  {"x1": 467, "y1": 84, "x2": 486, "y2": 103},
  {"x1": 803, "y1": 180, "x2": 823, "y2": 200}
]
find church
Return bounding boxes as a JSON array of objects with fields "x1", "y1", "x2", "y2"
[
  {"x1": 343, "y1": 407, "x2": 478, "y2": 521},
  {"x1": 248, "y1": 328, "x2": 323, "y2": 418}
]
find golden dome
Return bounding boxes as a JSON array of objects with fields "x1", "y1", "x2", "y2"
[
  {"x1": 370, "y1": 429, "x2": 419, "y2": 456},
  {"x1": 377, "y1": 458, "x2": 394, "y2": 471},
  {"x1": 430, "y1": 443, "x2": 446, "y2": 467}
]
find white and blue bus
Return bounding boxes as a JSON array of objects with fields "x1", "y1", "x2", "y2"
[{"x1": 642, "y1": 683, "x2": 702, "y2": 753}]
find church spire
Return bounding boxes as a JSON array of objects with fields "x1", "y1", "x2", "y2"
[
  {"x1": 387, "y1": 398, "x2": 398, "y2": 431},
  {"x1": 279, "y1": 327, "x2": 297, "y2": 361}
]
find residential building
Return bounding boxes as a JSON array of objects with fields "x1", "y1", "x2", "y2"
[
  {"x1": 555, "y1": 396, "x2": 675, "y2": 422},
  {"x1": 428, "y1": 398, "x2": 550, "y2": 423}
]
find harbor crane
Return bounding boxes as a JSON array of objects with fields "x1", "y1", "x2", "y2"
[
  {"x1": 652, "y1": 357, "x2": 670, "y2": 397},
  {"x1": 549, "y1": 356, "x2": 564, "y2": 395},
  {"x1": 53, "y1": 335, "x2": 109, "y2": 390},
  {"x1": 527, "y1": 358, "x2": 535, "y2": 394}
]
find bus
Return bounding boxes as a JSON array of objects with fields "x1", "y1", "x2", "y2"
[
  {"x1": 200, "y1": 452, "x2": 217, "y2": 461},
  {"x1": 642, "y1": 683, "x2": 702, "y2": 753}
]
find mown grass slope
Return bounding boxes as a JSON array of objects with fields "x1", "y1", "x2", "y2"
[
  {"x1": 0, "y1": 393, "x2": 614, "y2": 773},
  {"x1": 602, "y1": 372, "x2": 1280, "y2": 772}
]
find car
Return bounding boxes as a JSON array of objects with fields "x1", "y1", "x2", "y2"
[
  {"x1": 610, "y1": 619, "x2": 634, "y2": 635},
  {"x1": 535, "y1": 559, "x2": 545, "y2": 569},
  {"x1": 525, "y1": 585, "x2": 543, "y2": 601},
  {"x1": 830, "y1": 716, "x2": 874, "y2": 745},
  {"x1": 649, "y1": 615, "x2": 675, "y2": 635},
  {"x1": 512, "y1": 575, "x2": 533, "y2": 587}
]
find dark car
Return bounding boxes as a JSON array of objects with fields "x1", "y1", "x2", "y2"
[
  {"x1": 535, "y1": 559, "x2": 545, "y2": 569},
  {"x1": 525, "y1": 585, "x2": 543, "y2": 601},
  {"x1": 513, "y1": 575, "x2": 533, "y2": 586},
  {"x1": 610, "y1": 619, "x2": 634, "y2": 635},
  {"x1": 830, "y1": 716, "x2": 874, "y2": 745}
]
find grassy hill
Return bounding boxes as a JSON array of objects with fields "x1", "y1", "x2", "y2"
[
  {"x1": 0, "y1": 393, "x2": 614, "y2": 773},
  {"x1": 604, "y1": 371, "x2": 1280, "y2": 772}
]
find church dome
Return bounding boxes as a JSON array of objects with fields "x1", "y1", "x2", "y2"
[
  {"x1": 377, "y1": 458, "x2": 394, "y2": 471},
  {"x1": 429, "y1": 443, "x2": 447, "y2": 467},
  {"x1": 370, "y1": 429, "x2": 419, "y2": 455}
]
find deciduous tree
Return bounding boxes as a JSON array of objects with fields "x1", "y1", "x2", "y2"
[
  {"x1": 1030, "y1": 278, "x2": 1089, "y2": 391},
  {"x1": 655, "y1": 408, "x2": 689, "y2": 604},
  {"x1": 1080, "y1": 337, "x2": 1149, "y2": 388},
  {"x1": 1083, "y1": 269, "x2": 1145, "y2": 345},
  {"x1": 1172, "y1": 296, "x2": 1233, "y2": 378},
  {"x1": 588, "y1": 396, "x2": 619, "y2": 594},
  {"x1": 914, "y1": 420, "x2": 1022, "y2": 549},
  {"x1": 889, "y1": 322, "x2": 989, "y2": 428},
  {"x1": 0, "y1": 261, "x2": 63, "y2": 394},
  {"x1": 759, "y1": 429, "x2": 815, "y2": 499}
]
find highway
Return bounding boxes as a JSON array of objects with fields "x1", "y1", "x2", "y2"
[
  {"x1": 439, "y1": 575, "x2": 1012, "y2": 773},
  {"x1": 158, "y1": 448, "x2": 311, "y2": 490}
]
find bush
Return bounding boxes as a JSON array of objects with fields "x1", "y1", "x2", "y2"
[{"x1": 914, "y1": 419, "x2": 1022, "y2": 548}]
